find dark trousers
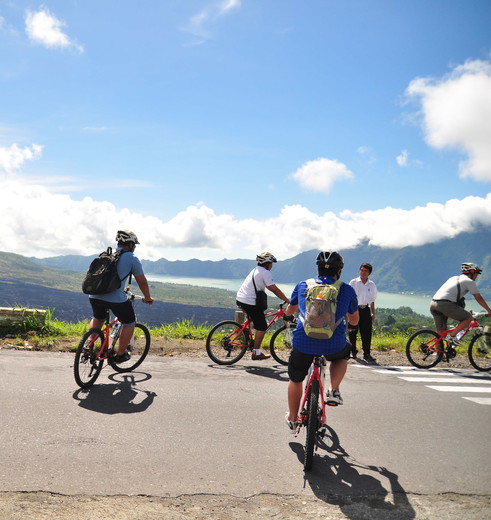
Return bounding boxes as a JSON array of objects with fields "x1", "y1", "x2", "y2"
[{"x1": 348, "y1": 306, "x2": 373, "y2": 356}]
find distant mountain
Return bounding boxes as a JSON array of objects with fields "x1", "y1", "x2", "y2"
[{"x1": 28, "y1": 229, "x2": 490, "y2": 297}]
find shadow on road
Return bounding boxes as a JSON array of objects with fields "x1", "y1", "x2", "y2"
[
  {"x1": 289, "y1": 426, "x2": 416, "y2": 519},
  {"x1": 72, "y1": 372, "x2": 157, "y2": 414},
  {"x1": 206, "y1": 362, "x2": 289, "y2": 382}
]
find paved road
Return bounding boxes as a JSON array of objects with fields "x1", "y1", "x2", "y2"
[{"x1": 1, "y1": 350, "x2": 490, "y2": 518}]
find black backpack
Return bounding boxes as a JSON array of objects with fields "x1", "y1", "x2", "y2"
[{"x1": 82, "y1": 248, "x2": 128, "y2": 295}]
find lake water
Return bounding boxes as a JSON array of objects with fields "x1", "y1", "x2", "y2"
[{"x1": 147, "y1": 274, "x2": 433, "y2": 316}]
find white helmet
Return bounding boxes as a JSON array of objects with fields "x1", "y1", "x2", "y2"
[
  {"x1": 116, "y1": 230, "x2": 140, "y2": 244},
  {"x1": 256, "y1": 252, "x2": 277, "y2": 265}
]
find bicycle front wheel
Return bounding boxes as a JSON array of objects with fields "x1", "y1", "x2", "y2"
[
  {"x1": 270, "y1": 325, "x2": 292, "y2": 365},
  {"x1": 468, "y1": 332, "x2": 491, "y2": 371},
  {"x1": 74, "y1": 328, "x2": 105, "y2": 388},
  {"x1": 304, "y1": 379, "x2": 320, "y2": 472},
  {"x1": 206, "y1": 320, "x2": 248, "y2": 365},
  {"x1": 406, "y1": 329, "x2": 443, "y2": 369},
  {"x1": 109, "y1": 323, "x2": 151, "y2": 373}
]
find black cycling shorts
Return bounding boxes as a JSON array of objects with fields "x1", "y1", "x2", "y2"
[
  {"x1": 288, "y1": 344, "x2": 351, "y2": 383},
  {"x1": 236, "y1": 300, "x2": 267, "y2": 331},
  {"x1": 89, "y1": 298, "x2": 136, "y2": 326}
]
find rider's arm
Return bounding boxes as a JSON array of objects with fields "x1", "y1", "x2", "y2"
[
  {"x1": 284, "y1": 303, "x2": 298, "y2": 319},
  {"x1": 134, "y1": 274, "x2": 154, "y2": 304},
  {"x1": 347, "y1": 310, "x2": 359, "y2": 330},
  {"x1": 266, "y1": 284, "x2": 290, "y2": 304},
  {"x1": 473, "y1": 293, "x2": 491, "y2": 315}
]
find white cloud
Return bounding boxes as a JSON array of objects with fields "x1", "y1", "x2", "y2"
[
  {"x1": 25, "y1": 7, "x2": 83, "y2": 52},
  {"x1": 290, "y1": 158, "x2": 354, "y2": 193},
  {"x1": 396, "y1": 149, "x2": 409, "y2": 166},
  {"x1": 0, "y1": 143, "x2": 43, "y2": 172},
  {"x1": 182, "y1": 0, "x2": 241, "y2": 40},
  {"x1": 1, "y1": 173, "x2": 490, "y2": 261},
  {"x1": 406, "y1": 59, "x2": 491, "y2": 182}
]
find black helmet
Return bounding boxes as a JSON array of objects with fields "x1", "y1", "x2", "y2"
[{"x1": 316, "y1": 251, "x2": 344, "y2": 269}]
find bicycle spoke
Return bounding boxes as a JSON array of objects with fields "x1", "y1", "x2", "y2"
[
  {"x1": 206, "y1": 321, "x2": 248, "y2": 365},
  {"x1": 406, "y1": 329, "x2": 443, "y2": 369},
  {"x1": 468, "y1": 332, "x2": 491, "y2": 371}
]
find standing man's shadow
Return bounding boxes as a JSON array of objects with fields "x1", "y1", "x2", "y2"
[
  {"x1": 73, "y1": 372, "x2": 156, "y2": 414},
  {"x1": 289, "y1": 426, "x2": 416, "y2": 519}
]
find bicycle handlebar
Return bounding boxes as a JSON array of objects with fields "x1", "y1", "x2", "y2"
[
  {"x1": 124, "y1": 287, "x2": 145, "y2": 301},
  {"x1": 471, "y1": 311, "x2": 489, "y2": 318}
]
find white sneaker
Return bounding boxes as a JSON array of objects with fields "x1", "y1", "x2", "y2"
[
  {"x1": 326, "y1": 389, "x2": 343, "y2": 406},
  {"x1": 444, "y1": 334, "x2": 461, "y2": 346},
  {"x1": 285, "y1": 412, "x2": 298, "y2": 434}
]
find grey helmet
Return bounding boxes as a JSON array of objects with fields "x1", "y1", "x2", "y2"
[
  {"x1": 256, "y1": 252, "x2": 277, "y2": 265},
  {"x1": 116, "y1": 230, "x2": 140, "y2": 244},
  {"x1": 461, "y1": 262, "x2": 482, "y2": 274}
]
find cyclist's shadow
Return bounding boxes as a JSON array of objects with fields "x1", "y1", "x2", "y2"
[
  {"x1": 289, "y1": 427, "x2": 416, "y2": 520},
  {"x1": 72, "y1": 372, "x2": 157, "y2": 414}
]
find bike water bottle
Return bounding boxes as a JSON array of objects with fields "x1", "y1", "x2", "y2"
[
  {"x1": 110, "y1": 322, "x2": 121, "y2": 338},
  {"x1": 455, "y1": 330, "x2": 465, "y2": 341}
]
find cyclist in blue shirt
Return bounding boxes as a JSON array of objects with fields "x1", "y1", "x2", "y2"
[
  {"x1": 283, "y1": 251, "x2": 359, "y2": 433},
  {"x1": 89, "y1": 230, "x2": 154, "y2": 363}
]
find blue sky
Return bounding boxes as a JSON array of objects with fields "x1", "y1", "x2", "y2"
[{"x1": 1, "y1": 0, "x2": 490, "y2": 261}]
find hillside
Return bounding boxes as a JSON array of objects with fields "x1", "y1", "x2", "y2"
[{"x1": 27, "y1": 229, "x2": 490, "y2": 296}]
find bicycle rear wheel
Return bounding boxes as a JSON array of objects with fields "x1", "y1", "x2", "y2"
[
  {"x1": 109, "y1": 323, "x2": 151, "y2": 373},
  {"x1": 304, "y1": 379, "x2": 320, "y2": 472},
  {"x1": 406, "y1": 329, "x2": 443, "y2": 369},
  {"x1": 269, "y1": 325, "x2": 292, "y2": 365},
  {"x1": 74, "y1": 328, "x2": 105, "y2": 388},
  {"x1": 468, "y1": 332, "x2": 491, "y2": 371},
  {"x1": 206, "y1": 320, "x2": 248, "y2": 365}
]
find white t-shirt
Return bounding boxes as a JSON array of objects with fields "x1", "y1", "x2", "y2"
[
  {"x1": 236, "y1": 266, "x2": 274, "y2": 306},
  {"x1": 349, "y1": 277, "x2": 378, "y2": 306},
  {"x1": 433, "y1": 274, "x2": 479, "y2": 301}
]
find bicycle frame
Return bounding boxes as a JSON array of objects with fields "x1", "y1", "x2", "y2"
[
  {"x1": 234, "y1": 305, "x2": 285, "y2": 348},
  {"x1": 430, "y1": 317, "x2": 483, "y2": 355},
  {"x1": 299, "y1": 356, "x2": 327, "y2": 429}
]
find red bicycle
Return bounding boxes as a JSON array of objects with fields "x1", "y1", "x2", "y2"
[
  {"x1": 74, "y1": 290, "x2": 151, "y2": 388},
  {"x1": 205, "y1": 304, "x2": 294, "y2": 365},
  {"x1": 406, "y1": 311, "x2": 490, "y2": 371},
  {"x1": 294, "y1": 355, "x2": 332, "y2": 471}
]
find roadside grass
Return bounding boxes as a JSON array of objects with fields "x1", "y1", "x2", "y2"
[{"x1": 0, "y1": 312, "x2": 411, "y2": 352}]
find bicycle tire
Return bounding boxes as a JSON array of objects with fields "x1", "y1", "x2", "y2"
[
  {"x1": 304, "y1": 379, "x2": 320, "y2": 472},
  {"x1": 269, "y1": 325, "x2": 292, "y2": 365},
  {"x1": 406, "y1": 329, "x2": 444, "y2": 369},
  {"x1": 109, "y1": 323, "x2": 151, "y2": 373},
  {"x1": 468, "y1": 332, "x2": 491, "y2": 371},
  {"x1": 74, "y1": 328, "x2": 105, "y2": 388},
  {"x1": 206, "y1": 320, "x2": 248, "y2": 365}
]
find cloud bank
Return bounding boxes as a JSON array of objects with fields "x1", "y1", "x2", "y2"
[{"x1": 0, "y1": 173, "x2": 489, "y2": 261}]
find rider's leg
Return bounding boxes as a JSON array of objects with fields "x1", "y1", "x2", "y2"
[
  {"x1": 329, "y1": 358, "x2": 348, "y2": 391},
  {"x1": 118, "y1": 324, "x2": 135, "y2": 355},
  {"x1": 254, "y1": 329, "x2": 266, "y2": 349},
  {"x1": 287, "y1": 380, "x2": 303, "y2": 422}
]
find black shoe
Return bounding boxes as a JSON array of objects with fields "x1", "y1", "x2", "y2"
[
  {"x1": 112, "y1": 352, "x2": 131, "y2": 364},
  {"x1": 363, "y1": 354, "x2": 376, "y2": 363},
  {"x1": 351, "y1": 350, "x2": 358, "y2": 359}
]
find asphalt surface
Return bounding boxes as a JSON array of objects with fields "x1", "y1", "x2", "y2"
[{"x1": 1, "y1": 350, "x2": 490, "y2": 519}]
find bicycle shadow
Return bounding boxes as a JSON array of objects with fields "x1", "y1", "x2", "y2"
[
  {"x1": 72, "y1": 372, "x2": 157, "y2": 414},
  {"x1": 207, "y1": 362, "x2": 289, "y2": 382},
  {"x1": 289, "y1": 426, "x2": 416, "y2": 520}
]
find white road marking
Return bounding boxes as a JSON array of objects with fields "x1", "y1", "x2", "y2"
[
  {"x1": 426, "y1": 386, "x2": 491, "y2": 393},
  {"x1": 462, "y1": 397, "x2": 491, "y2": 405}
]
